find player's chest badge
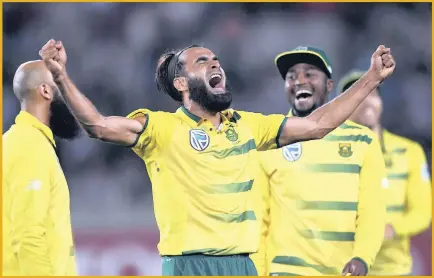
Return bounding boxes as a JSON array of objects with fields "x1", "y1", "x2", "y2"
[
  {"x1": 338, "y1": 143, "x2": 353, "y2": 157},
  {"x1": 189, "y1": 129, "x2": 210, "y2": 151},
  {"x1": 282, "y1": 142, "x2": 302, "y2": 162},
  {"x1": 225, "y1": 125, "x2": 238, "y2": 142}
]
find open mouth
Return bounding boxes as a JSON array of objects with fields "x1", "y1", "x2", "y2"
[
  {"x1": 208, "y1": 73, "x2": 224, "y2": 89},
  {"x1": 295, "y1": 90, "x2": 313, "y2": 100}
]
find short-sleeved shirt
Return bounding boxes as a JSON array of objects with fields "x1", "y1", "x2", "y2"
[{"x1": 126, "y1": 106, "x2": 287, "y2": 256}]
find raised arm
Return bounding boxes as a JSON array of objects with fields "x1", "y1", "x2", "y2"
[
  {"x1": 278, "y1": 45, "x2": 396, "y2": 147},
  {"x1": 39, "y1": 39, "x2": 145, "y2": 146}
]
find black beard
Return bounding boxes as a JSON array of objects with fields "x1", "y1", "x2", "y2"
[
  {"x1": 188, "y1": 77, "x2": 232, "y2": 113},
  {"x1": 49, "y1": 94, "x2": 81, "y2": 140},
  {"x1": 292, "y1": 104, "x2": 319, "y2": 118}
]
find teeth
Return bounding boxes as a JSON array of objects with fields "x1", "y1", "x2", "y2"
[
  {"x1": 211, "y1": 74, "x2": 221, "y2": 79},
  {"x1": 296, "y1": 90, "x2": 312, "y2": 97}
]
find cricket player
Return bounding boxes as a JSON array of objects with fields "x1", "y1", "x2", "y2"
[
  {"x1": 251, "y1": 46, "x2": 388, "y2": 276},
  {"x1": 338, "y1": 70, "x2": 432, "y2": 276},
  {"x1": 39, "y1": 39, "x2": 395, "y2": 276},
  {"x1": 3, "y1": 60, "x2": 81, "y2": 275}
]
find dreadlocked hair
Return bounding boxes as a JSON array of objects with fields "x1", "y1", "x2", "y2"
[{"x1": 155, "y1": 49, "x2": 186, "y2": 102}]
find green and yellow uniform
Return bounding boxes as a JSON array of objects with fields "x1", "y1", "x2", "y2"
[
  {"x1": 126, "y1": 106, "x2": 287, "y2": 275},
  {"x1": 2, "y1": 111, "x2": 76, "y2": 276},
  {"x1": 369, "y1": 130, "x2": 432, "y2": 275},
  {"x1": 251, "y1": 111, "x2": 386, "y2": 276}
]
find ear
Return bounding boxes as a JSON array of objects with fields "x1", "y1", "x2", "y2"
[
  {"x1": 39, "y1": 83, "x2": 53, "y2": 100},
  {"x1": 173, "y1": 76, "x2": 188, "y2": 92},
  {"x1": 326, "y1": 79, "x2": 334, "y2": 94}
]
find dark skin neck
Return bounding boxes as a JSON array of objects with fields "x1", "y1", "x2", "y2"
[
  {"x1": 21, "y1": 100, "x2": 50, "y2": 128},
  {"x1": 291, "y1": 107, "x2": 315, "y2": 118}
]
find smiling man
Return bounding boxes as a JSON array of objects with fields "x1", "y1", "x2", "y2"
[
  {"x1": 39, "y1": 39, "x2": 394, "y2": 276},
  {"x1": 251, "y1": 46, "x2": 388, "y2": 276}
]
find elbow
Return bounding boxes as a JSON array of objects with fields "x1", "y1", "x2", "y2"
[
  {"x1": 416, "y1": 202, "x2": 433, "y2": 232},
  {"x1": 83, "y1": 126, "x2": 103, "y2": 140},
  {"x1": 82, "y1": 117, "x2": 108, "y2": 140},
  {"x1": 421, "y1": 212, "x2": 432, "y2": 231}
]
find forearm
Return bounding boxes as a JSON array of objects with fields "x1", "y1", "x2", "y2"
[
  {"x1": 352, "y1": 193, "x2": 386, "y2": 269},
  {"x1": 54, "y1": 72, "x2": 106, "y2": 138},
  {"x1": 352, "y1": 215, "x2": 384, "y2": 269},
  {"x1": 308, "y1": 71, "x2": 381, "y2": 138}
]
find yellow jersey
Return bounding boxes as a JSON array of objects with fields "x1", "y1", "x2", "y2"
[
  {"x1": 370, "y1": 129, "x2": 432, "y2": 275},
  {"x1": 126, "y1": 106, "x2": 287, "y2": 256},
  {"x1": 2, "y1": 111, "x2": 77, "y2": 276},
  {"x1": 252, "y1": 112, "x2": 386, "y2": 276}
]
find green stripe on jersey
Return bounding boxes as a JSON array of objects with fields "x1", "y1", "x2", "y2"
[
  {"x1": 297, "y1": 201, "x2": 358, "y2": 211},
  {"x1": 391, "y1": 148, "x2": 407, "y2": 154},
  {"x1": 272, "y1": 256, "x2": 338, "y2": 275},
  {"x1": 387, "y1": 205, "x2": 405, "y2": 212},
  {"x1": 204, "y1": 139, "x2": 256, "y2": 159},
  {"x1": 210, "y1": 179, "x2": 254, "y2": 194},
  {"x1": 210, "y1": 210, "x2": 256, "y2": 223},
  {"x1": 323, "y1": 134, "x2": 372, "y2": 144},
  {"x1": 304, "y1": 164, "x2": 361, "y2": 174},
  {"x1": 181, "y1": 248, "x2": 227, "y2": 255},
  {"x1": 269, "y1": 273, "x2": 303, "y2": 276},
  {"x1": 299, "y1": 230, "x2": 355, "y2": 241},
  {"x1": 339, "y1": 123, "x2": 362, "y2": 129},
  {"x1": 388, "y1": 173, "x2": 409, "y2": 180}
]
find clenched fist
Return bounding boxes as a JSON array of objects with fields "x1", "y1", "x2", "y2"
[
  {"x1": 39, "y1": 39, "x2": 67, "y2": 79},
  {"x1": 369, "y1": 45, "x2": 396, "y2": 82},
  {"x1": 342, "y1": 258, "x2": 368, "y2": 276}
]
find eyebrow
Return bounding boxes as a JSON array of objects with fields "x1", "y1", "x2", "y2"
[{"x1": 195, "y1": 56, "x2": 219, "y2": 63}]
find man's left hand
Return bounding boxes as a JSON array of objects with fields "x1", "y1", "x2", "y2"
[{"x1": 342, "y1": 258, "x2": 368, "y2": 276}]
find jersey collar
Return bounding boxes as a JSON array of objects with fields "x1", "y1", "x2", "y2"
[
  {"x1": 15, "y1": 110, "x2": 56, "y2": 147},
  {"x1": 287, "y1": 109, "x2": 294, "y2": 117},
  {"x1": 176, "y1": 106, "x2": 236, "y2": 127}
]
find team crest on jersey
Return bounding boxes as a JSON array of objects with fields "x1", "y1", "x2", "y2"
[
  {"x1": 282, "y1": 142, "x2": 302, "y2": 162},
  {"x1": 225, "y1": 126, "x2": 238, "y2": 142},
  {"x1": 338, "y1": 143, "x2": 353, "y2": 157},
  {"x1": 190, "y1": 129, "x2": 210, "y2": 151}
]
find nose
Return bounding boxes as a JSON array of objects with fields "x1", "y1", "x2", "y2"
[
  {"x1": 210, "y1": 60, "x2": 220, "y2": 69},
  {"x1": 295, "y1": 73, "x2": 306, "y2": 86}
]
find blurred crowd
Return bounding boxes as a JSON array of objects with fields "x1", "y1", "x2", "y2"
[{"x1": 3, "y1": 3, "x2": 432, "y2": 230}]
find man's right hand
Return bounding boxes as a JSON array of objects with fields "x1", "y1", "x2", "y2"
[
  {"x1": 368, "y1": 45, "x2": 396, "y2": 83},
  {"x1": 39, "y1": 39, "x2": 67, "y2": 79}
]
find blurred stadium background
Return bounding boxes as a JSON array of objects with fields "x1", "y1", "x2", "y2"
[{"x1": 2, "y1": 2, "x2": 432, "y2": 276}]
